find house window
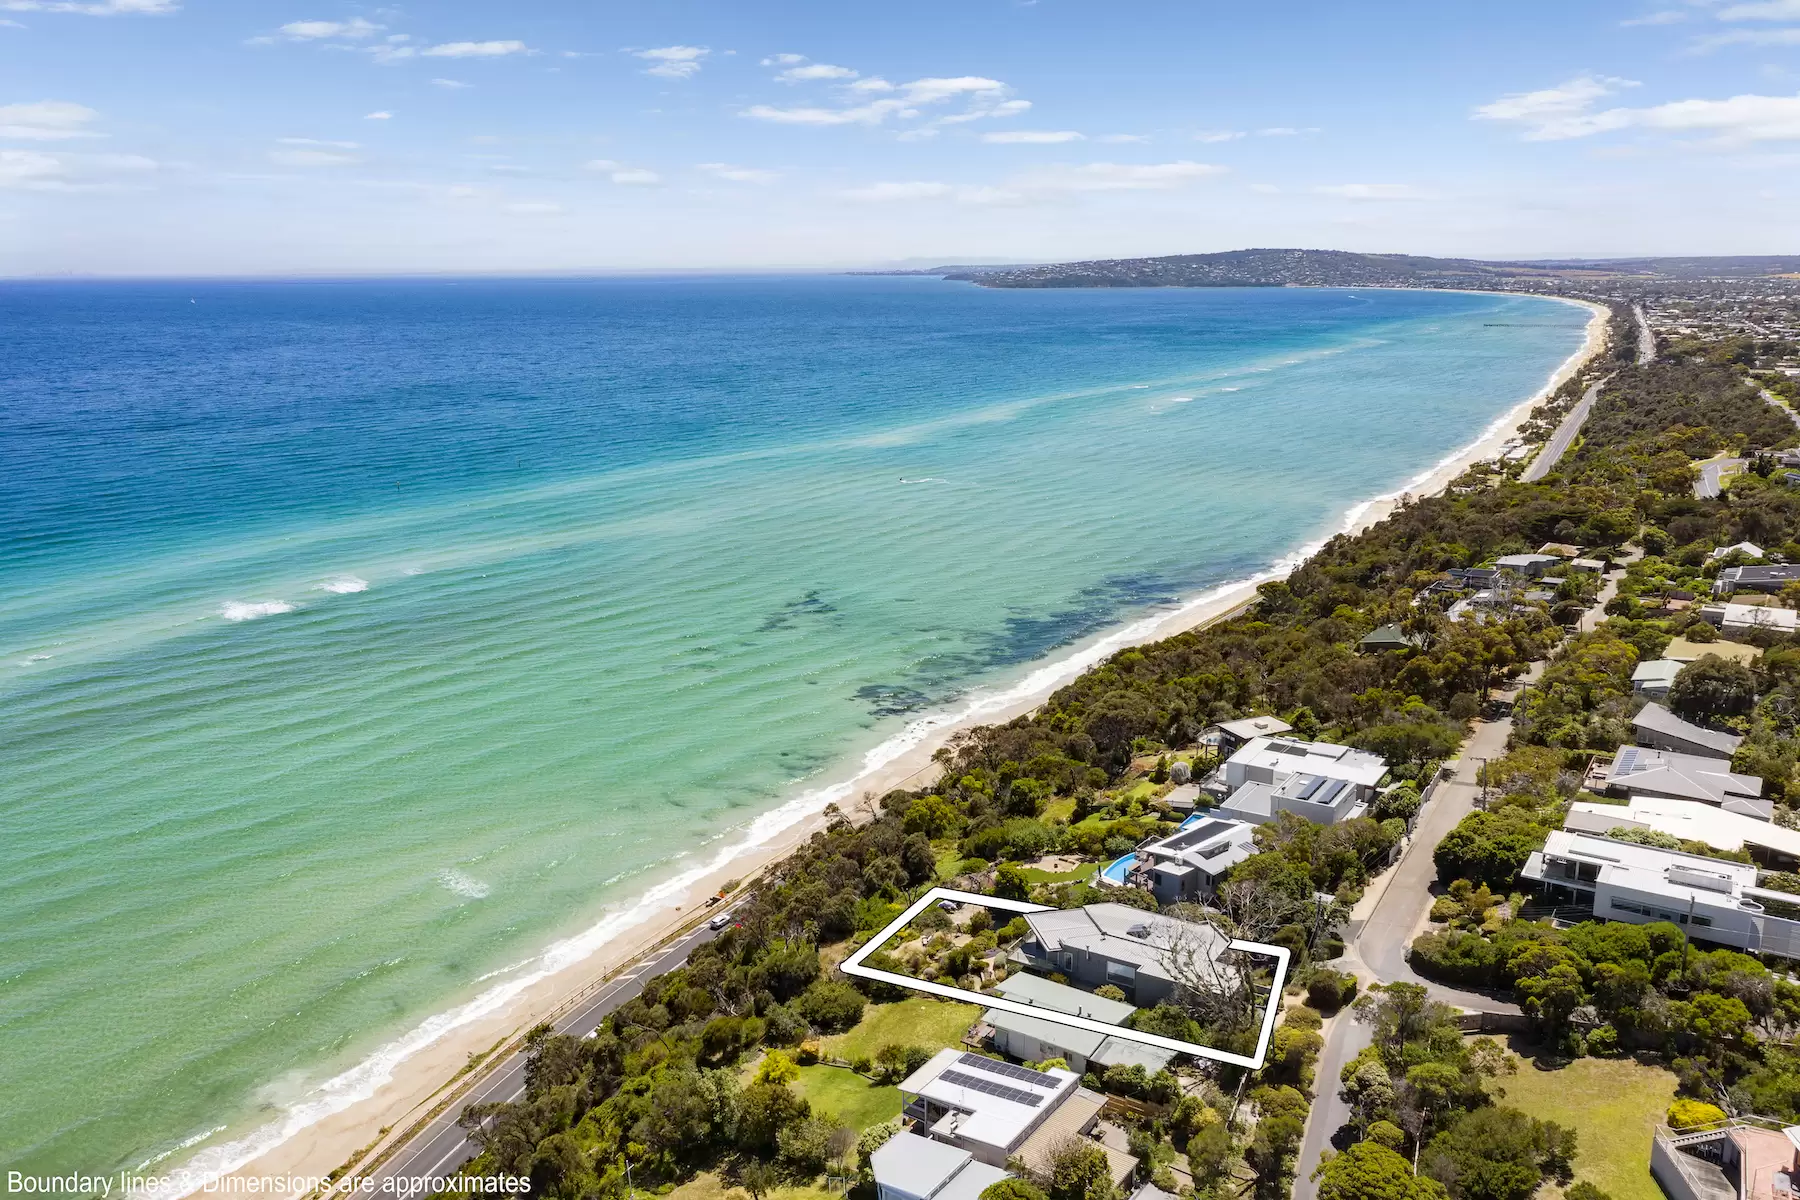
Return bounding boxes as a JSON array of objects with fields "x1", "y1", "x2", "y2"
[
  {"x1": 1691, "y1": 915, "x2": 1713, "y2": 928},
  {"x1": 1105, "y1": 961, "x2": 1138, "y2": 985},
  {"x1": 1610, "y1": 898, "x2": 1653, "y2": 916}
]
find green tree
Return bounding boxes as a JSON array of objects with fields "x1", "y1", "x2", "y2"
[
  {"x1": 1314, "y1": 1142, "x2": 1449, "y2": 1200},
  {"x1": 903, "y1": 794, "x2": 964, "y2": 838},
  {"x1": 981, "y1": 1181, "x2": 1049, "y2": 1200},
  {"x1": 1669, "y1": 654, "x2": 1757, "y2": 722},
  {"x1": 1047, "y1": 1141, "x2": 1118, "y2": 1200},
  {"x1": 995, "y1": 864, "x2": 1032, "y2": 901}
]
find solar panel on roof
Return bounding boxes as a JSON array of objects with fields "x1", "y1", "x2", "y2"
[
  {"x1": 958, "y1": 1052, "x2": 1054, "y2": 1086},
  {"x1": 1318, "y1": 779, "x2": 1347, "y2": 805},
  {"x1": 938, "y1": 1069, "x2": 1045, "y2": 1107},
  {"x1": 1296, "y1": 776, "x2": 1324, "y2": 801}
]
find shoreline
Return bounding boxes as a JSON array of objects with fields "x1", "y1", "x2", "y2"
[{"x1": 152, "y1": 291, "x2": 1610, "y2": 1200}]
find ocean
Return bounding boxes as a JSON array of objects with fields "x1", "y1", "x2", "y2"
[{"x1": 0, "y1": 275, "x2": 1589, "y2": 1181}]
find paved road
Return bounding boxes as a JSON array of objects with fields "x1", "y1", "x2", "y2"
[
  {"x1": 1633, "y1": 304, "x2": 1656, "y2": 365},
  {"x1": 1522, "y1": 375, "x2": 1607, "y2": 482},
  {"x1": 358, "y1": 921, "x2": 724, "y2": 1190},
  {"x1": 1695, "y1": 457, "x2": 1746, "y2": 500},
  {"x1": 1292, "y1": 1013, "x2": 1373, "y2": 1200}
]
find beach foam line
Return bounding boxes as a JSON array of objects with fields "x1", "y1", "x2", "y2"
[
  {"x1": 217, "y1": 601, "x2": 297, "y2": 622},
  {"x1": 315, "y1": 576, "x2": 370, "y2": 595},
  {"x1": 150, "y1": 292, "x2": 1608, "y2": 1199}
]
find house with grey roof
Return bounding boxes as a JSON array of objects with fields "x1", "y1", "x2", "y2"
[
  {"x1": 1600, "y1": 744, "x2": 1769, "y2": 820},
  {"x1": 871, "y1": 1132, "x2": 1012, "y2": 1200},
  {"x1": 1495, "y1": 553, "x2": 1563, "y2": 578},
  {"x1": 1714, "y1": 564, "x2": 1800, "y2": 595},
  {"x1": 1209, "y1": 735, "x2": 1383, "y2": 825},
  {"x1": 1630, "y1": 659, "x2": 1683, "y2": 701},
  {"x1": 1633, "y1": 702, "x2": 1744, "y2": 760},
  {"x1": 1206, "y1": 715, "x2": 1292, "y2": 756},
  {"x1": 1012, "y1": 903, "x2": 1227, "y2": 1008},
  {"x1": 984, "y1": 974, "x2": 1176, "y2": 1076},
  {"x1": 1128, "y1": 817, "x2": 1259, "y2": 905}
]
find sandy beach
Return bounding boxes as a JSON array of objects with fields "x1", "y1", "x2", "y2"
[{"x1": 169, "y1": 293, "x2": 1611, "y2": 1200}]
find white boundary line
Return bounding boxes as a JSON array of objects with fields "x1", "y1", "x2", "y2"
[{"x1": 839, "y1": 886, "x2": 1290, "y2": 1071}]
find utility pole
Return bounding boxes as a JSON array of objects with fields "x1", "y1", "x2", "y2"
[{"x1": 1682, "y1": 893, "x2": 1695, "y2": 974}]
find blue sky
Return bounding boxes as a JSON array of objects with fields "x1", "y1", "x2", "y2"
[{"x1": 3, "y1": 0, "x2": 1799, "y2": 274}]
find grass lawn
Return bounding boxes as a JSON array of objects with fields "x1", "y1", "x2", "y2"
[
  {"x1": 1488, "y1": 1052, "x2": 1677, "y2": 1200},
  {"x1": 1040, "y1": 798, "x2": 1076, "y2": 824},
  {"x1": 665, "y1": 1170, "x2": 832, "y2": 1200},
  {"x1": 792, "y1": 1064, "x2": 903, "y2": 1131},
  {"x1": 821, "y1": 995, "x2": 980, "y2": 1063},
  {"x1": 1014, "y1": 862, "x2": 1095, "y2": 884}
]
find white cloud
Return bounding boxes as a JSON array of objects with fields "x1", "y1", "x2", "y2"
[
  {"x1": 1472, "y1": 74, "x2": 1640, "y2": 139},
  {"x1": 895, "y1": 127, "x2": 939, "y2": 142},
  {"x1": 1718, "y1": 0, "x2": 1800, "y2": 18},
  {"x1": 1256, "y1": 126, "x2": 1318, "y2": 136},
  {"x1": 760, "y1": 53, "x2": 806, "y2": 65},
  {"x1": 779, "y1": 63, "x2": 857, "y2": 82},
  {"x1": 1479, "y1": 75, "x2": 1800, "y2": 143},
  {"x1": 364, "y1": 110, "x2": 392, "y2": 120},
  {"x1": 1193, "y1": 130, "x2": 1245, "y2": 143},
  {"x1": 1015, "y1": 159, "x2": 1227, "y2": 191},
  {"x1": 1097, "y1": 133, "x2": 1149, "y2": 144},
  {"x1": 277, "y1": 136, "x2": 358, "y2": 148},
  {"x1": 743, "y1": 99, "x2": 913, "y2": 126},
  {"x1": 837, "y1": 180, "x2": 954, "y2": 201},
  {"x1": 431, "y1": 78, "x2": 471, "y2": 89},
  {"x1": 0, "y1": 0, "x2": 175, "y2": 13},
  {"x1": 697, "y1": 162, "x2": 780, "y2": 183},
  {"x1": 634, "y1": 45, "x2": 708, "y2": 78},
  {"x1": 585, "y1": 158, "x2": 661, "y2": 185},
  {"x1": 746, "y1": 72, "x2": 1029, "y2": 129},
  {"x1": 423, "y1": 40, "x2": 529, "y2": 58},
  {"x1": 506, "y1": 201, "x2": 562, "y2": 214},
  {"x1": 1249, "y1": 183, "x2": 1281, "y2": 193},
  {"x1": 0, "y1": 100, "x2": 101, "y2": 140},
  {"x1": 269, "y1": 147, "x2": 357, "y2": 166},
  {"x1": 276, "y1": 18, "x2": 380, "y2": 40},
  {"x1": 1621, "y1": 9, "x2": 1690, "y2": 24},
  {"x1": 1314, "y1": 182, "x2": 1432, "y2": 200},
  {"x1": 1, "y1": 147, "x2": 154, "y2": 188},
  {"x1": 980, "y1": 129, "x2": 1084, "y2": 144},
  {"x1": 1693, "y1": 27, "x2": 1800, "y2": 47}
]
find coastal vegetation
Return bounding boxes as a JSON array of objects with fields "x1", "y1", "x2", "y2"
[{"x1": 435, "y1": 316, "x2": 1800, "y2": 1200}]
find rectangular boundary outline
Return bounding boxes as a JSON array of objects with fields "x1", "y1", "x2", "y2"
[{"x1": 839, "y1": 886, "x2": 1290, "y2": 1071}]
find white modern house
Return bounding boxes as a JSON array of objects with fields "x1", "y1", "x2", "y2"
[
  {"x1": 1566, "y1": 796, "x2": 1800, "y2": 870},
  {"x1": 1128, "y1": 816, "x2": 1259, "y2": 905},
  {"x1": 1699, "y1": 601, "x2": 1800, "y2": 633},
  {"x1": 1205, "y1": 715, "x2": 1293, "y2": 756},
  {"x1": 983, "y1": 973, "x2": 1175, "y2": 1076},
  {"x1": 1632, "y1": 702, "x2": 1744, "y2": 760},
  {"x1": 1495, "y1": 553, "x2": 1563, "y2": 578},
  {"x1": 896, "y1": 1050, "x2": 1137, "y2": 1186},
  {"x1": 871, "y1": 1132, "x2": 1011, "y2": 1200},
  {"x1": 1522, "y1": 830, "x2": 1800, "y2": 958},
  {"x1": 1597, "y1": 744, "x2": 1769, "y2": 820},
  {"x1": 1207, "y1": 735, "x2": 1385, "y2": 825}
]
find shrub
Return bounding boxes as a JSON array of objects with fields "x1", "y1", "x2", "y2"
[
  {"x1": 795, "y1": 979, "x2": 866, "y2": 1033},
  {"x1": 1667, "y1": 1099, "x2": 1729, "y2": 1130},
  {"x1": 1368, "y1": 1120, "x2": 1407, "y2": 1150}
]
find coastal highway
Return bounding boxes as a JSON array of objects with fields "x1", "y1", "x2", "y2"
[
  {"x1": 1633, "y1": 304, "x2": 1656, "y2": 366},
  {"x1": 358, "y1": 919, "x2": 725, "y2": 1190},
  {"x1": 1521, "y1": 374, "x2": 1606, "y2": 482}
]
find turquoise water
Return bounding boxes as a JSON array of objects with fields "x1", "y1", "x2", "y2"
[{"x1": 0, "y1": 277, "x2": 1588, "y2": 1181}]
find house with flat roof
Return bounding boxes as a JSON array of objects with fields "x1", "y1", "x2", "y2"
[
  {"x1": 896, "y1": 1050, "x2": 1137, "y2": 1187},
  {"x1": 1632, "y1": 660, "x2": 1684, "y2": 701},
  {"x1": 1013, "y1": 903, "x2": 1227, "y2": 1008},
  {"x1": 1206, "y1": 715, "x2": 1293, "y2": 756},
  {"x1": 1566, "y1": 796, "x2": 1800, "y2": 870},
  {"x1": 1495, "y1": 553, "x2": 1563, "y2": 578},
  {"x1": 1666, "y1": 637, "x2": 1759, "y2": 666},
  {"x1": 1651, "y1": 1119, "x2": 1800, "y2": 1200},
  {"x1": 984, "y1": 974, "x2": 1176, "y2": 1076},
  {"x1": 1129, "y1": 817, "x2": 1259, "y2": 905},
  {"x1": 1523, "y1": 830, "x2": 1800, "y2": 958},
  {"x1": 871, "y1": 1132, "x2": 1011, "y2": 1200},
  {"x1": 1700, "y1": 601, "x2": 1800, "y2": 634},
  {"x1": 1714, "y1": 564, "x2": 1800, "y2": 595},
  {"x1": 1209, "y1": 736, "x2": 1384, "y2": 825},
  {"x1": 1599, "y1": 744, "x2": 1769, "y2": 820},
  {"x1": 1633, "y1": 702, "x2": 1744, "y2": 760}
]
